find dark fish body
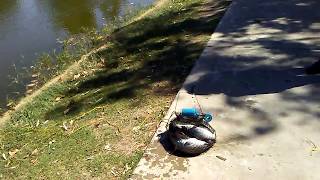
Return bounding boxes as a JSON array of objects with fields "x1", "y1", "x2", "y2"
[
  {"x1": 168, "y1": 118, "x2": 216, "y2": 155},
  {"x1": 175, "y1": 116, "x2": 215, "y2": 132},
  {"x1": 169, "y1": 120, "x2": 216, "y2": 143},
  {"x1": 168, "y1": 131, "x2": 213, "y2": 155},
  {"x1": 186, "y1": 126, "x2": 216, "y2": 143}
]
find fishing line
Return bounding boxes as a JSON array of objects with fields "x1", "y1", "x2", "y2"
[
  {"x1": 164, "y1": 84, "x2": 204, "y2": 129},
  {"x1": 193, "y1": 85, "x2": 204, "y2": 114},
  {"x1": 173, "y1": 84, "x2": 204, "y2": 114},
  {"x1": 174, "y1": 90, "x2": 181, "y2": 114}
]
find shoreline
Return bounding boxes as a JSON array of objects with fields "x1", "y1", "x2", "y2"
[{"x1": 0, "y1": 0, "x2": 166, "y2": 126}]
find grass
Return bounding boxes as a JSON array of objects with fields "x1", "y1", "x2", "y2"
[{"x1": 0, "y1": 0, "x2": 230, "y2": 179}]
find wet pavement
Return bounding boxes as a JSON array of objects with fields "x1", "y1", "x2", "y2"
[{"x1": 132, "y1": 0, "x2": 320, "y2": 179}]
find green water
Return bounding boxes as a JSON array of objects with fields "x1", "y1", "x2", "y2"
[{"x1": 0, "y1": 0, "x2": 154, "y2": 107}]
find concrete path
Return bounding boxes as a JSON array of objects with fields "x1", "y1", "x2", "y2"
[{"x1": 132, "y1": 0, "x2": 320, "y2": 179}]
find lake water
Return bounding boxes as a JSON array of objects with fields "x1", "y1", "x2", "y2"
[{"x1": 0, "y1": 0, "x2": 154, "y2": 108}]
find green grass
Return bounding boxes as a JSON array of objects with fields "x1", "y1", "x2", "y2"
[{"x1": 0, "y1": 0, "x2": 230, "y2": 179}]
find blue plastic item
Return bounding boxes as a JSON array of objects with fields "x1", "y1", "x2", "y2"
[
  {"x1": 181, "y1": 108, "x2": 199, "y2": 118},
  {"x1": 180, "y1": 108, "x2": 213, "y2": 123},
  {"x1": 204, "y1": 114, "x2": 213, "y2": 122}
]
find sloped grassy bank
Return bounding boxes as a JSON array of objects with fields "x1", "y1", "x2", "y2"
[{"x1": 0, "y1": 0, "x2": 230, "y2": 179}]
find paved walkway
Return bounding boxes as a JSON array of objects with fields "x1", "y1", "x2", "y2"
[{"x1": 132, "y1": 0, "x2": 320, "y2": 179}]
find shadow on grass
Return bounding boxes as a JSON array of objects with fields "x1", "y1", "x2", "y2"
[{"x1": 45, "y1": 0, "x2": 231, "y2": 120}]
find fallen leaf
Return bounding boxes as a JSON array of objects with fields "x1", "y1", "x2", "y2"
[
  {"x1": 60, "y1": 122, "x2": 68, "y2": 131},
  {"x1": 216, "y1": 155, "x2": 227, "y2": 161},
  {"x1": 111, "y1": 167, "x2": 118, "y2": 176},
  {"x1": 49, "y1": 140, "x2": 56, "y2": 145},
  {"x1": 26, "y1": 89, "x2": 33, "y2": 94},
  {"x1": 31, "y1": 149, "x2": 39, "y2": 156},
  {"x1": 5, "y1": 161, "x2": 10, "y2": 167},
  {"x1": 123, "y1": 164, "x2": 132, "y2": 174},
  {"x1": 97, "y1": 35, "x2": 104, "y2": 39},
  {"x1": 26, "y1": 83, "x2": 36, "y2": 88},
  {"x1": 136, "y1": 143, "x2": 146, "y2": 149},
  {"x1": 104, "y1": 144, "x2": 112, "y2": 151},
  {"x1": 36, "y1": 120, "x2": 40, "y2": 127},
  {"x1": 145, "y1": 122, "x2": 155, "y2": 127},
  {"x1": 94, "y1": 123, "x2": 101, "y2": 128},
  {"x1": 69, "y1": 120, "x2": 74, "y2": 126},
  {"x1": 132, "y1": 126, "x2": 141, "y2": 132},
  {"x1": 73, "y1": 74, "x2": 81, "y2": 80},
  {"x1": 2, "y1": 153, "x2": 7, "y2": 160},
  {"x1": 9, "y1": 166, "x2": 18, "y2": 169},
  {"x1": 63, "y1": 108, "x2": 70, "y2": 115},
  {"x1": 31, "y1": 159, "x2": 38, "y2": 165},
  {"x1": 9, "y1": 149, "x2": 19, "y2": 157},
  {"x1": 6, "y1": 102, "x2": 14, "y2": 108},
  {"x1": 146, "y1": 109, "x2": 153, "y2": 114},
  {"x1": 86, "y1": 156, "x2": 94, "y2": 160}
]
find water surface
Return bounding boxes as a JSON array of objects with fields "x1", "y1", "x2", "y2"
[{"x1": 0, "y1": 0, "x2": 154, "y2": 107}]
